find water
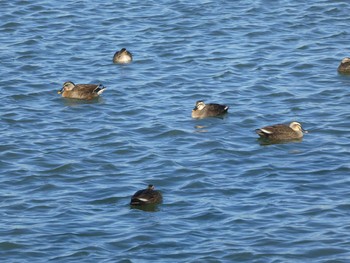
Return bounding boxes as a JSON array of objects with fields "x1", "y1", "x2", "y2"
[{"x1": 1, "y1": 0, "x2": 350, "y2": 262}]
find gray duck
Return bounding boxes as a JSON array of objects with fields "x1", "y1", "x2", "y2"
[
  {"x1": 130, "y1": 185, "x2": 162, "y2": 206},
  {"x1": 58, "y1": 81, "x2": 106, "y2": 100},
  {"x1": 256, "y1": 122, "x2": 307, "y2": 141},
  {"x1": 113, "y1": 48, "x2": 133, "y2": 64},
  {"x1": 191, "y1": 101, "x2": 229, "y2": 119},
  {"x1": 338, "y1": 57, "x2": 350, "y2": 74}
]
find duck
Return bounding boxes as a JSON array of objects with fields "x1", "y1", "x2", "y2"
[
  {"x1": 255, "y1": 121, "x2": 307, "y2": 141},
  {"x1": 337, "y1": 57, "x2": 350, "y2": 74},
  {"x1": 58, "y1": 81, "x2": 106, "y2": 100},
  {"x1": 191, "y1": 101, "x2": 229, "y2": 119},
  {"x1": 113, "y1": 48, "x2": 133, "y2": 64},
  {"x1": 130, "y1": 184, "x2": 162, "y2": 206}
]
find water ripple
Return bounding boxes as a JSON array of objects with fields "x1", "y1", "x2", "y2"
[{"x1": 1, "y1": 0, "x2": 350, "y2": 262}]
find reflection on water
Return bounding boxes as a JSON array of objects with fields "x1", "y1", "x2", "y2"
[
  {"x1": 257, "y1": 137, "x2": 303, "y2": 146},
  {"x1": 61, "y1": 97, "x2": 106, "y2": 107},
  {"x1": 130, "y1": 204, "x2": 161, "y2": 212},
  {"x1": 194, "y1": 125, "x2": 208, "y2": 133}
]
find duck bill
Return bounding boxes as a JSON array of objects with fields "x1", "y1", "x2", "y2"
[
  {"x1": 57, "y1": 88, "x2": 64, "y2": 94},
  {"x1": 302, "y1": 128, "x2": 308, "y2": 134}
]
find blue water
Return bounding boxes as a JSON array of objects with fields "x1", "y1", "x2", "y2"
[{"x1": 1, "y1": 1, "x2": 350, "y2": 262}]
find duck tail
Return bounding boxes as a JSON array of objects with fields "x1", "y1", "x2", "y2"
[
  {"x1": 95, "y1": 84, "x2": 106, "y2": 95},
  {"x1": 255, "y1": 129, "x2": 265, "y2": 137},
  {"x1": 130, "y1": 197, "x2": 148, "y2": 206},
  {"x1": 255, "y1": 128, "x2": 272, "y2": 137}
]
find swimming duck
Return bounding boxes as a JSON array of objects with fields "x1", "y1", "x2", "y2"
[
  {"x1": 113, "y1": 48, "x2": 133, "y2": 64},
  {"x1": 58, "y1": 81, "x2": 106, "y2": 100},
  {"x1": 191, "y1": 101, "x2": 229, "y2": 119},
  {"x1": 130, "y1": 185, "x2": 162, "y2": 206},
  {"x1": 256, "y1": 121, "x2": 307, "y2": 141},
  {"x1": 337, "y1": 57, "x2": 350, "y2": 74}
]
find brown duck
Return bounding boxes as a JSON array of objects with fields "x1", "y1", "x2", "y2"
[
  {"x1": 256, "y1": 122, "x2": 307, "y2": 141},
  {"x1": 113, "y1": 48, "x2": 133, "y2": 64},
  {"x1": 130, "y1": 185, "x2": 162, "y2": 206},
  {"x1": 192, "y1": 101, "x2": 229, "y2": 119},
  {"x1": 58, "y1": 81, "x2": 106, "y2": 100},
  {"x1": 337, "y1": 57, "x2": 350, "y2": 74}
]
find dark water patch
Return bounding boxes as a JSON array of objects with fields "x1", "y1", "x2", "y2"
[
  {"x1": 0, "y1": 22, "x2": 22, "y2": 32},
  {"x1": 0, "y1": 241, "x2": 27, "y2": 250}
]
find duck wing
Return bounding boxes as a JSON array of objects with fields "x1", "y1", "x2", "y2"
[
  {"x1": 74, "y1": 84, "x2": 106, "y2": 95},
  {"x1": 206, "y1": 104, "x2": 229, "y2": 114},
  {"x1": 256, "y1": 124, "x2": 292, "y2": 137}
]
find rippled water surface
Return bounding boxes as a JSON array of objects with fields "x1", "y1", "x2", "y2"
[{"x1": 1, "y1": 1, "x2": 350, "y2": 262}]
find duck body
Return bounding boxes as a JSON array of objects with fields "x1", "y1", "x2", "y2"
[
  {"x1": 192, "y1": 101, "x2": 229, "y2": 119},
  {"x1": 338, "y1": 57, "x2": 350, "y2": 74},
  {"x1": 58, "y1": 81, "x2": 106, "y2": 100},
  {"x1": 113, "y1": 48, "x2": 133, "y2": 64},
  {"x1": 130, "y1": 185, "x2": 162, "y2": 206},
  {"x1": 256, "y1": 122, "x2": 306, "y2": 141}
]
